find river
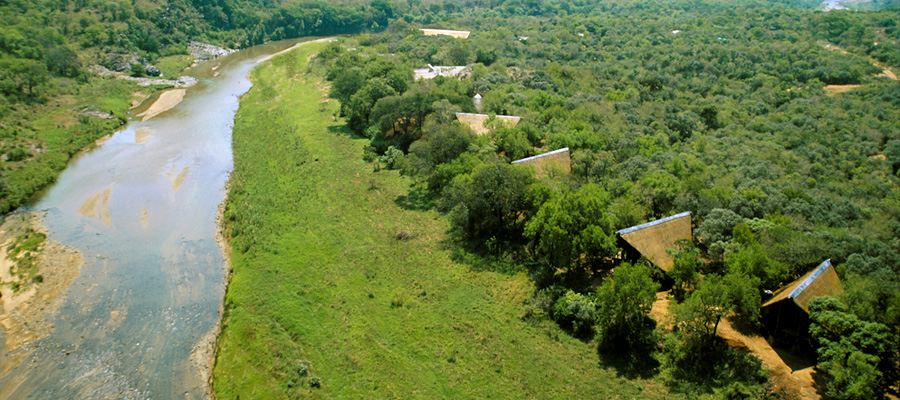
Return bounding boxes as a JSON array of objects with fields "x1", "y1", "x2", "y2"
[{"x1": 0, "y1": 38, "x2": 316, "y2": 399}]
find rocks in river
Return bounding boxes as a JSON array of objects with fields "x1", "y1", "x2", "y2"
[{"x1": 188, "y1": 41, "x2": 236, "y2": 60}]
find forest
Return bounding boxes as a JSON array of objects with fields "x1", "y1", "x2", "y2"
[
  {"x1": 304, "y1": 1, "x2": 900, "y2": 398},
  {"x1": 2, "y1": 0, "x2": 899, "y2": 398}
]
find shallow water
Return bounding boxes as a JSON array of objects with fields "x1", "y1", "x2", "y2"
[{"x1": 0, "y1": 38, "x2": 317, "y2": 399}]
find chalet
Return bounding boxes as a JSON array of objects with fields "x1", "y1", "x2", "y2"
[
  {"x1": 761, "y1": 259, "x2": 843, "y2": 346},
  {"x1": 455, "y1": 113, "x2": 521, "y2": 135},
  {"x1": 511, "y1": 148, "x2": 571, "y2": 178},
  {"x1": 616, "y1": 212, "x2": 692, "y2": 272}
]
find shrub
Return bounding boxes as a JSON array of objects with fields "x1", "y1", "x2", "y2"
[{"x1": 552, "y1": 290, "x2": 597, "y2": 335}]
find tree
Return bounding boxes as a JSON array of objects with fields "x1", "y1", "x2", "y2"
[
  {"x1": 725, "y1": 240, "x2": 787, "y2": 291},
  {"x1": 524, "y1": 184, "x2": 618, "y2": 276},
  {"x1": 0, "y1": 59, "x2": 49, "y2": 100},
  {"x1": 405, "y1": 101, "x2": 473, "y2": 179},
  {"x1": 368, "y1": 86, "x2": 436, "y2": 152},
  {"x1": 595, "y1": 262, "x2": 659, "y2": 350},
  {"x1": 45, "y1": 46, "x2": 82, "y2": 78},
  {"x1": 331, "y1": 68, "x2": 364, "y2": 110},
  {"x1": 439, "y1": 160, "x2": 540, "y2": 244},
  {"x1": 697, "y1": 208, "x2": 743, "y2": 246},
  {"x1": 668, "y1": 239, "x2": 701, "y2": 302},
  {"x1": 130, "y1": 63, "x2": 146, "y2": 77},
  {"x1": 672, "y1": 275, "x2": 732, "y2": 345},
  {"x1": 345, "y1": 77, "x2": 397, "y2": 134},
  {"x1": 808, "y1": 296, "x2": 897, "y2": 400},
  {"x1": 636, "y1": 171, "x2": 681, "y2": 217}
]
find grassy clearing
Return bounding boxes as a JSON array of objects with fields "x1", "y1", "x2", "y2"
[
  {"x1": 213, "y1": 43, "x2": 676, "y2": 399},
  {"x1": 0, "y1": 76, "x2": 139, "y2": 214},
  {"x1": 155, "y1": 54, "x2": 195, "y2": 78}
]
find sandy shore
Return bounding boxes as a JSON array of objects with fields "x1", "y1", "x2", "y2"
[
  {"x1": 256, "y1": 38, "x2": 336, "y2": 64},
  {"x1": 136, "y1": 89, "x2": 186, "y2": 122},
  {"x1": 0, "y1": 212, "x2": 85, "y2": 375}
]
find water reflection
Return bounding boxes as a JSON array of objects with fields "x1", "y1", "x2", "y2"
[{"x1": 0, "y1": 38, "x2": 319, "y2": 399}]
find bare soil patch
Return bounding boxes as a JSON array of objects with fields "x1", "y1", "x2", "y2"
[
  {"x1": 717, "y1": 317, "x2": 819, "y2": 400},
  {"x1": 0, "y1": 212, "x2": 84, "y2": 374},
  {"x1": 824, "y1": 84, "x2": 861, "y2": 96}
]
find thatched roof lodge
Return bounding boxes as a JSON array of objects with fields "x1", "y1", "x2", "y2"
[
  {"x1": 413, "y1": 65, "x2": 470, "y2": 80},
  {"x1": 420, "y1": 29, "x2": 471, "y2": 39},
  {"x1": 455, "y1": 113, "x2": 521, "y2": 135},
  {"x1": 761, "y1": 259, "x2": 843, "y2": 346},
  {"x1": 511, "y1": 147, "x2": 571, "y2": 178},
  {"x1": 616, "y1": 212, "x2": 692, "y2": 272}
]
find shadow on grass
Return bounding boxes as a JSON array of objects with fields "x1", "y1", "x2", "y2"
[
  {"x1": 394, "y1": 185, "x2": 437, "y2": 211},
  {"x1": 441, "y1": 237, "x2": 528, "y2": 275},
  {"x1": 327, "y1": 123, "x2": 365, "y2": 139},
  {"x1": 597, "y1": 318, "x2": 660, "y2": 379},
  {"x1": 662, "y1": 336, "x2": 769, "y2": 397},
  {"x1": 598, "y1": 349, "x2": 660, "y2": 379}
]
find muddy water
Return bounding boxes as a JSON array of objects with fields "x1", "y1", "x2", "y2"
[{"x1": 0, "y1": 38, "x2": 319, "y2": 399}]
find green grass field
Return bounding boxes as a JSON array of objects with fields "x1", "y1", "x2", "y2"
[
  {"x1": 0, "y1": 77, "x2": 138, "y2": 214},
  {"x1": 213, "y1": 43, "x2": 676, "y2": 399}
]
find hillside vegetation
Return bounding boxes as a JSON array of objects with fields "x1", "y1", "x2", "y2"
[
  {"x1": 214, "y1": 41, "x2": 676, "y2": 399},
  {"x1": 310, "y1": 1, "x2": 900, "y2": 398}
]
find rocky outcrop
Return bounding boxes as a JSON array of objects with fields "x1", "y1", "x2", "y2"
[
  {"x1": 105, "y1": 53, "x2": 142, "y2": 72},
  {"x1": 75, "y1": 106, "x2": 118, "y2": 120},
  {"x1": 115, "y1": 75, "x2": 198, "y2": 88},
  {"x1": 188, "y1": 41, "x2": 236, "y2": 60}
]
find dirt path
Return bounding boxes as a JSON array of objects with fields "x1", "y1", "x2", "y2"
[
  {"x1": 648, "y1": 292, "x2": 819, "y2": 399},
  {"x1": 649, "y1": 290, "x2": 672, "y2": 331},
  {"x1": 874, "y1": 60, "x2": 898, "y2": 80},
  {"x1": 822, "y1": 41, "x2": 898, "y2": 82},
  {"x1": 255, "y1": 37, "x2": 336, "y2": 64},
  {"x1": 717, "y1": 318, "x2": 819, "y2": 400}
]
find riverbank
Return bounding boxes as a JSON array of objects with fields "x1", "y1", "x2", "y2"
[
  {"x1": 212, "y1": 41, "x2": 672, "y2": 398},
  {"x1": 0, "y1": 212, "x2": 84, "y2": 378}
]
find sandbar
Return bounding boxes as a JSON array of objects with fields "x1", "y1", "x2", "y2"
[
  {"x1": 168, "y1": 167, "x2": 190, "y2": 192},
  {"x1": 135, "y1": 127, "x2": 154, "y2": 144},
  {"x1": 78, "y1": 186, "x2": 112, "y2": 226},
  {"x1": 0, "y1": 212, "x2": 84, "y2": 375},
  {"x1": 136, "y1": 89, "x2": 186, "y2": 122},
  {"x1": 256, "y1": 38, "x2": 335, "y2": 64}
]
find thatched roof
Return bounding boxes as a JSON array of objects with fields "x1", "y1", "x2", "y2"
[
  {"x1": 420, "y1": 29, "x2": 471, "y2": 39},
  {"x1": 616, "y1": 212, "x2": 692, "y2": 272},
  {"x1": 762, "y1": 259, "x2": 842, "y2": 313},
  {"x1": 511, "y1": 147, "x2": 571, "y2": 178},
  {"x1": 455, "y1": 113, "x2": 521, "y2": 135}
]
